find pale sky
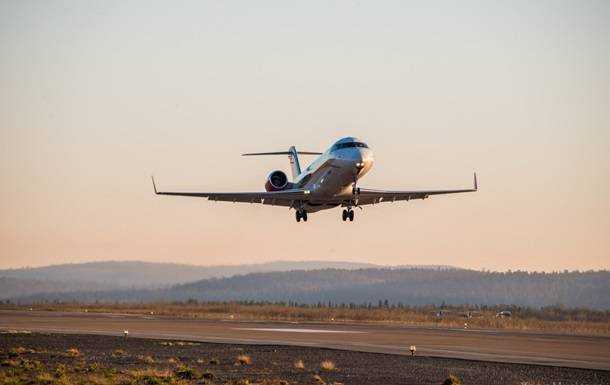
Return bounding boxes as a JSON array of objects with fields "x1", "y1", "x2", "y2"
[{"x1": 1, "y1": 0, "x2": 609, "y2": 271}]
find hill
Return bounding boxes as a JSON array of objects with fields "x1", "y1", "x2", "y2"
[
  {"x1": 0, "y1": 260, "x2": 384, "y2": 287},
  {"x1": 0, "y1": 277, "x2": 112, "y2": 299},
  {"x1": 10, "y1": 268, "x2": 610, "y2": 309},
  {"x1": 0, "y1": 260, "x2": 396, "y2": 298}
]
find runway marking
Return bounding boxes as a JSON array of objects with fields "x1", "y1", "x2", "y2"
[{"x1": 235, "y1": 327, "x2": 366, "y2": 334}]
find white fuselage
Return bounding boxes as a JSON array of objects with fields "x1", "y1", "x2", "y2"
[{"x1": 293, "y1": 138, "x2": 374, "y2": 212}]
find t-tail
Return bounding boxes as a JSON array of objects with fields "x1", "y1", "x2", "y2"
[
  {"x1": 242, "y1": 147, "x2": 322, "y2": 179},
  {"x1": 287, "y1": 146, "x2": 301, "y2": 179}
]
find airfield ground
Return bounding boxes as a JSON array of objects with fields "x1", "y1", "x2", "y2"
[
  {"x1": 1, "y1": 332, "x2": 609, "y2": 385},
  {"x1": 0, "y1": 310, "x2": 609, "y2": 384}
]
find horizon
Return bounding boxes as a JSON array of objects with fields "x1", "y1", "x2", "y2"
[{"x1": 1, "y1": 258, "x2": 607, "y2": 274}]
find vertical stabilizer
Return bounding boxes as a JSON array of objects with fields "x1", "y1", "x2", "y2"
[
  {"x1": 242, "y1": 148, "x2": 321, "y2": 180},
  {"x1": 288, "y1": 146, "x2": 301, "y2": 179}
]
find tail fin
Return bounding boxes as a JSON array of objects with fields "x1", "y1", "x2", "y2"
[
  {"x1": 287, "y1": 146, "x2": 301, "y2": 179},
  {"x1": 242, "y1": 148, "x2": 322, "y2": 179}
]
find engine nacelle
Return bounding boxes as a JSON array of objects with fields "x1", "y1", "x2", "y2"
[{"x1": 265, "y1": 170, "x2": 291, "y2": 191}]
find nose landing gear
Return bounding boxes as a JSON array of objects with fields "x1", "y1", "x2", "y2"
[
  {"x1": 342, "y1": 209, "x2": 354, "y2": 222},
  {"x1": 342, "y1": 178, "x2": 359, "y2": 222}
]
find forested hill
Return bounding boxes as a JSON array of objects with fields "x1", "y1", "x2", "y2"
[
  {"x1": 0, "y1": 260, "x2": 384, "y2": 289},
  {"x1": 12, "y1": 268, "x2": 610, "y2": 309}
]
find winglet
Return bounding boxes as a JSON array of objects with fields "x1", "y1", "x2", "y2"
[
  {"x1": 151, "y1": 175, "x2": 158, "y2": 194},
  {"x1": 473, "y1": 172, "x2": 478, "y2": 190}
]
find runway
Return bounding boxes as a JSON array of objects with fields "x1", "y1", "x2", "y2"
[{"x1": 1, "y1": 310, "x2": 608, "y2": 370}]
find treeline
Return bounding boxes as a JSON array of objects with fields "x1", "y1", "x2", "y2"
[
  {"x1": 7, "y1": 268, "x2": 610, "y2": 310},
  {"x1": 153, "y1": 300, "x2": 610, "y2": 323},
  {"x1": 5, "y1": 301, "x2": 608, "y2": 335}
]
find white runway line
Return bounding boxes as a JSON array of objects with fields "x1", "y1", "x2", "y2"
[{"x1": 234, "y1": 327, "x2": 366, "y2": 334}]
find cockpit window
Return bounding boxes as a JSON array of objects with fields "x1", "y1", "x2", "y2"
[{"x1": 331, "y1": 142, "x2": 368, "y2": 151}]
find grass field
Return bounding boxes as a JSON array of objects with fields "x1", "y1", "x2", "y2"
[{"x1": 3, "y1": 302, "x2": 609, "y2": 336}]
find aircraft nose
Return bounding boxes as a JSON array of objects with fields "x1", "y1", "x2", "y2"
[
  {"x1": 354, "y1": 148, "x2": 373, "y2": 170},
  {"x1": 350, "y1": 150, "x2": 363, "y2": 167}
]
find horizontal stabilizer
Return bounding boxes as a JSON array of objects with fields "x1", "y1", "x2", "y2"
[{"x1": 242, "y1": 151, "x2": 322, "y2": 156}]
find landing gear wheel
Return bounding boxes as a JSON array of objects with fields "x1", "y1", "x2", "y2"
[
  {"x1": 342, "y1": 210, "x2": 348, "y2": 221},
  {"x1": 348, "y1": 210, "x2": 354, "y2": 221},
  {"x1": 296, "y1": 210, "x2": 307, "y2": 223}
]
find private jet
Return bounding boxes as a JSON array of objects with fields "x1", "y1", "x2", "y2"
[{"x1": 152, "y1": 136, "x2": 477, "y2": 222}]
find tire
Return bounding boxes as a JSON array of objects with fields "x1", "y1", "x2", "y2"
[
  {"x1": 342, "y1": 210, "x2": 347, "y2": 221},
  {"x1": 296, "y1": 211, "x2": 301, "y2": 222},
  {"x1": 349, "y1": 210, "x2": 354, "y2": 221},
  {"x1": 302, "y1": 211, "x2": 308, "y2": 222}
]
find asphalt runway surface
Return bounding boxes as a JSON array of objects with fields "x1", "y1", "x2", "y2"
[{"x1": 1, "y1": 310, "x2": 608, "y2": 370}]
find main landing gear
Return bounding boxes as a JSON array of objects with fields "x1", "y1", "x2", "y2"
[
  {"x1": 342, "y1": 209, "x2": 354, "y2": 222},
  {"x1": 343, "y1": 177, "x2": 359, "y2": 222},
  {"x1": 295, "y1": 210, "x2": 308, "y2": 222}
]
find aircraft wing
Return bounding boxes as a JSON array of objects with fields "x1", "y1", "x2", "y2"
[
  {"x1": 151, "y1": 177, "x2": 309, "y2": 207},
  {"x1": 356, "y1": 173, "x2": 477, "y2": 205}
]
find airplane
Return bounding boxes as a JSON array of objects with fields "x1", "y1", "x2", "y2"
[{"x1": 152, "y1": 136, "x2": 477, "y2": 222}]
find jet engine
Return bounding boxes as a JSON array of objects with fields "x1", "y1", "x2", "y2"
[{"x1": 265, "y1": 170, "x2": 291, "y2": 191}]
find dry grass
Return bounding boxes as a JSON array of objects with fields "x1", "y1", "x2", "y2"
[
  {"x1": 36, "y1": 372, "x2": 54, "y2": 384},
  {"x1": 202, "y1": 370, "x2": 215, "y2": 380},
  {"x1": 85, "y1": 373, "x2": 113, "y2": 385},
  {"x1": 65, "y1": 348, "x2": 80, "y2": 357},
  {"x1": 137, "y1": 355, "x2": 155, "y2": 364},
  {"x1": 313, "y1": 374, "x2": 326, "y2": 384},
  {"x1": 14, "y1": 346, "x2": 28, "y2": 354},
  {"x1": 112, "y1": 348, "x2": 127, "y2": 358},
  {"x1": 0, "y1": 358, "x2": 206, "y2": 385},
  {"x1": 236, "y1": 354, "x2": 252, "y2": 365},
  {"x1": 294, "y1": 359, "x2": 305, "y2": 370},
  {"x1": 175, "y1": 365, "x2": 198, "y2": 380},
  {"x1": 8, "y1": 346, "x2": 28, "y2": 357},
  {"x1": 320, "y1": 360, "x2": 336, "y2": 371},
  {"x1": 130, "y1": 368, "x2": 173, "y2": 379},
  {"x1": 55, "y1": 363, "x2": 68, "y2": 377},
  {"x1": 442, "y1": 374, "x2": 462, "y2": 385},
  {"x1": 1, "y1": 359, "x2": 19, "y2": 367},
  {"x1": 167, "y1": 357, "x2": 179, "y2": 364}
]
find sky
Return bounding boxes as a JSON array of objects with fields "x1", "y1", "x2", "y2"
[{"x1": 1, "y1": 0, "x2": 609, "y2": 271}]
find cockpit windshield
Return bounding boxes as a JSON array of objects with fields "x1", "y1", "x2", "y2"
[{"x1": 331, "y1": 142, "x2": 368, "y2": 151}]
